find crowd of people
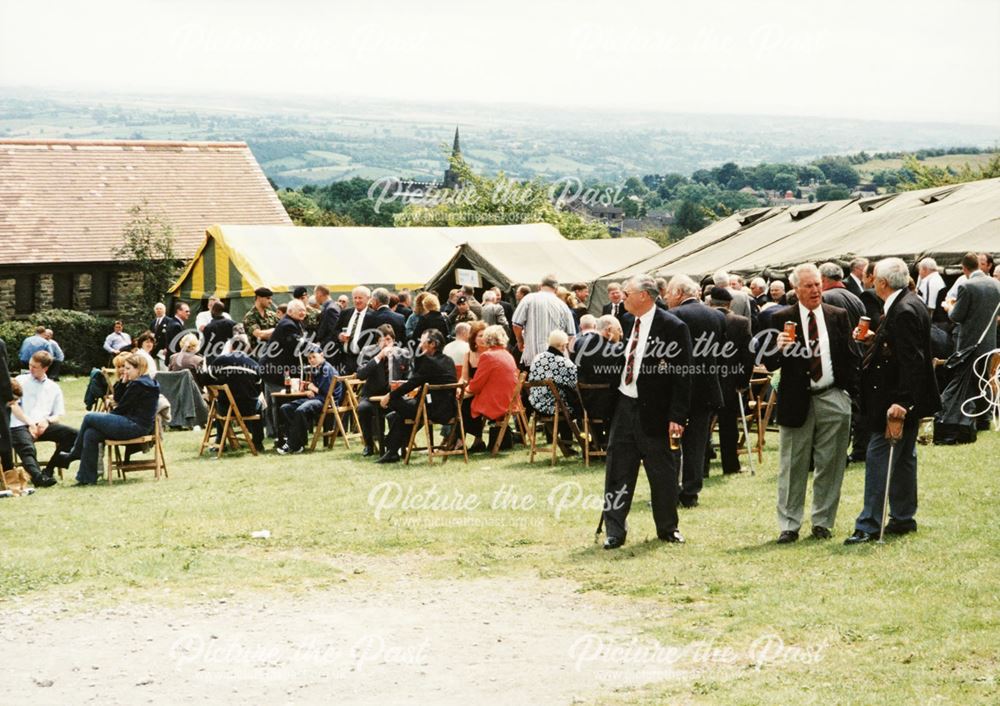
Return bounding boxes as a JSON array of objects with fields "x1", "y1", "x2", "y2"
[{"x1": 2, "y1": 253, "x2": 997, "y2": 551}]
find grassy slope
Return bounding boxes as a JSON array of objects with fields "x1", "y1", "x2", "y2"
[
  {"x1": 1, "y1": 377, "x2": 997, "y2": 704},
  {"x1": 855, "y1": 152, "x2": 999, "y2": 177}
]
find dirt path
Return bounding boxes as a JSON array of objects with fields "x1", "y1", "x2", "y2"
[{"x1": 4, "y1": 573, "x2": 682, "y2": 705}]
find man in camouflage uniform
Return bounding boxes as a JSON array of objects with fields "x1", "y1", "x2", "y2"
[{"x1": 243, "y1": 287, "x2": 279, "y2": 354}]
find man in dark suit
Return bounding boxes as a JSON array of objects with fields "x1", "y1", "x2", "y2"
[
  {"x1": 313, "y1": 285, "x2": 342, "y2": 355},
  {"x1": 202, "y1": 301, "x2": 237, "y2": 363},
  {"x1": 395, "y1": 290, "x2": 414, "y2": 321},
  {"x1": 377, "y1": 329, "x2": 457, "y2": 463},
  {"x1": 150, "y1": 302, "x2": 168, "y2": 359},
  {"x1": 936, "y1": 251, "x2": 1000, "y2": 442},
  {"x1": 258, "y1": 299, "x2": 307, "y2": 445},
  {"x1": 820, "y1": 262, "x2": 865, "y2": 328},
  {"x1": 574, "y1": 314, "x2": 623, "y2": 449},
  {"x1": 859, "y1": 261, "x2": 883, "y2": 331},
  {"x1": 602, "y1": 282, "x2": 635, "y2": 337},
  {"x1": 665, "y1": 274, "x2": 726, "y2": 507},
  {"x1": 820, "y1": 261, "x2": 867, "y2": 463},
  {"x1": 336, "y1": 286, "x2": 375, "y2": 374},
  {"x1": 845, "y1": 258, "x2": 941, "y2": 544},
  {"x1": 367, "y1": 288, "x2": 406, "y2": 342},
  {"x1": 356, "y1": 324, "x2": 410, "y2": 456},
  {"x1": 762, "y1": 263, "x2": 858, "y2": 544},
  {"x1": 708, "y1": 287, "x2": 754, "y2": 475},
  {"x1": 163, "y1": 301, "x2": 192, "y2": 356},
  {"x1": 844, "y1": 258, "x2": 868, "y2": 298},
  {"x1": 602, "y1": 274, "x2": 692, "y2": 549}
]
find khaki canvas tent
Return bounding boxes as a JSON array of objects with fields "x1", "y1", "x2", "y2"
[
  {"x1": 424, "y1": 237, "x2": 661, "y2": 296},
  {"x1": 591, "y1": 176, "x2": 1000, "y2": 312},
  {"x1": 169, "y1": 222, "x2": 564, "y2": 316}
]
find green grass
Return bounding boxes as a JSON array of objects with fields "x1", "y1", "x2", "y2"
[{"x1": 2, "y1": 377, "x2": 998, "y2": 703}]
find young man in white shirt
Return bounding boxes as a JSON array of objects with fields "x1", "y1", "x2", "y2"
[{"x1": 8, "y1": 351, "x2": 77, "y2": 487}]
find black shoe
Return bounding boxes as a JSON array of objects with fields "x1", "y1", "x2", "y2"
[
  {"x1": 376, "y1": 452, "x2": 400, "y2": 464},
  {"x1": 679, "y1": 497, "x2": 699, "y2": 508},
  {"x1": 660, "y1": 529, "x2": 685, "y2": 544},
  {"x1": 468, "y1": 440, "x2": 488, "y2": 454},
  {"x1": 844, "y1": 530, "x2": 876, "y2": 545},
  {"x1": 603, "y1": 535, "x2": 626, "y2": 550},
  {"x1": 52, "y1": 451, "x2": 74, "y2": 469},
  {"x1": 32, "y1": 473, "x2": 57, "y2": 488},
  {"x1": 811, "y1": 526, "x2": 832, "y2": 540},
  {"x1": 883, "y1": 521, "x2": 917, "y2": 536},
  {"x1": 723, "y1": 468, "x2": 745, "y2": 475},
  {"x1": 776, "y1": 530, "x2": 799, "y2": 544},
  {"x1": 362, "y1": 446, "x2": 375, "y2": 457}
]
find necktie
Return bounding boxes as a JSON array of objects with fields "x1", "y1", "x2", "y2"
[
  {"x1": 613, "y1": 303, "x2": 619, "y2": 317},
  {"x1": 345, "y1": 310, "x2": 359, "y2": 352},
  {"x1": 807, "y1": 311, "x2": 823, "y2": 382},
  {"x1": 624, "y1": 320, "x2": 641, "y2": 385}
]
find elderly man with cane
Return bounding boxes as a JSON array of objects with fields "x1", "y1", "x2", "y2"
[{"x1": 845, "y1": 258, "x2": 941, "y2": 545}]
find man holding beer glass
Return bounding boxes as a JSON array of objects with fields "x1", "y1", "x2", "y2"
[
  {"x1": 844, "y1": 258, "x2": 940, "y2": 544},
  {"x1": 763, "y1": 263, "x2": 858, "y2": 544}
]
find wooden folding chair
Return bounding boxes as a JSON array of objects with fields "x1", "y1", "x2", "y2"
[
  {"x1": 524, "y1": 379, "x2": 585, "y2": 466},
  {"x1": 311, "y1": 374, "x2": 363, "y2": 451},
  {"x1": 743, "y1": 373, "x2": 776, "y2": 464},
  {"x1": 105, "y1": 417, "x2": 167, "y2": 484},
  {"x1": 490, "y1": 372, "x2": 530, "y2": 456},
  {"x1": 200, "y1": 384, "x2": 261, "y2": 458},
  {"x1": 576, "y1": 382, "x2": 611, "y2": 468},
  {"x1": 403, "y1": 382, "x2": 469, "y2": 465}
]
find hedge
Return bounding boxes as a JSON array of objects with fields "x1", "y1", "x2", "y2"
[{"x1": 1, "y1": 309, "x2": 117, "y2": 375}]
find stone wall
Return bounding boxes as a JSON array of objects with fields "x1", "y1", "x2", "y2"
[{"x1": 0, "y1": 277, "x2": 14, "y2": 319}]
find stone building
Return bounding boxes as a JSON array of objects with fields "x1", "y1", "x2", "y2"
[{"x1": 0, "y1": 138, "x2": 291, "y2": 318}]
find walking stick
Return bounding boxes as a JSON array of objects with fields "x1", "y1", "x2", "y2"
[
  {"x1": 594, "y1": 512, "x2": 604, "y2": 543},
  {"x1": 878, "y1": 437, "x2": 898, "y2": 544},
  {"x1": 736, "y1": 390, "x2": 755, "y2": 476}
]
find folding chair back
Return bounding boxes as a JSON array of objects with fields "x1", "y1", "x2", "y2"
[
  {"x1": 524, "y1": 379, "x2": 584, "y2": 466},
  {"x1": 576, "y1": 382, "x2": 611, "y2": 467},
  {"x1": 490, "y1": 371, "x2": 529, "y2": 456},
  {"x1": 95, "y1": 367, "x2": 117, "y2": 412},
  {"x1": 200, "y1": 384, "x2": 261, "y2": 457},
  {"x1": 403, "y1": 382, "x2": 468, "y2": 465},
  {"x1": 309, "y1": 374, "x2": 363, "y2": 450}
]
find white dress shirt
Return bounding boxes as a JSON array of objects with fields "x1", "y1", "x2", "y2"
[
  {"x1": 916, "y1": 271, "x2": 945, "y2": 310},
  {"x1": 344, "y1": 307, "x2": 367, "y2": 353},
  {"x1": 798, "y1": 303, "x2": 834, "y2": 390},
  {"x1": 10, "y1": 373, "x2": 64, "y2": 428},
  {"x1": 618, "y1": 306, "x2": 656, "y2": 398}
]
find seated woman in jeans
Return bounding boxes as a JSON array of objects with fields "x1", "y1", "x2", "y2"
[{"x1": 56, "y1": 353, "x2": 160, "y2": 485}]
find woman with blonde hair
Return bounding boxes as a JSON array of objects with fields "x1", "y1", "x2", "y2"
[
  {"x1": 168, "y1": 333, "x2": 204, "y2": 373},
  {"x1": 54, "y1": 353, "x2": 160, "y2": 485},
  {"x1": 411, "y1": 293, "x2": 449, "y2": 343}
]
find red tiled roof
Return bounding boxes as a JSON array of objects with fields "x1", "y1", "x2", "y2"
[{"x1": 0, "y1": 139, "x2": 292, "y2": 265}]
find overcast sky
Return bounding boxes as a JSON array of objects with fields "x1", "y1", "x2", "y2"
[{"x1": 2, "y1": 0, "x2": 998, "y2": 126}]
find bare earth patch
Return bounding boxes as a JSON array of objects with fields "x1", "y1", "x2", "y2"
[{"x1": 4, "y1": 568, "x2": 682, "y2": 705}]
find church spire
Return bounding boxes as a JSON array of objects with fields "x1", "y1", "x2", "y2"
[
  {"x1": 443, "y1": 126, "x2": 464, "y2": 189},
  {"x1": 451, "y1": 127, "x2": 461, "y2": 157}
]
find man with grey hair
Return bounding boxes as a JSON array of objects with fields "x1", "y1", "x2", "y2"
[
  {"x1": 368, "y1": 287, "x2": 406, "y2": 341},
  {"x1": 665, "y1": 274, "x2": 726, "y2": 506},
  {"x1": 511, "y1": 274, "x2": 576, "y2": 366},
  {"x1": 480, "y1": 290, "x2": 509, "y2": 328},
  {"x1": 749, "y1": 277, "x2": 768, "y2": 306},
  {"x1": 337, "y1": 285, "x2": 373, "y2": 373},
  {"x1": 769, "y1": 280, "x2": 787, "y2": 305},
  {"x1": 845, "y1": 258, "x2": 940, "y2": 544},
  {"x1": 915, "y1": 257, "x2": 946, "y2": 314},
  {"x1": 820, "y1": 262, "x2": 865, "y2": 329},
  {"x1": 763, "y1": 262, "x2": 858, "y2": 543},
  {"x1": 595, "y1": 314, "x2": 623, "y2": 341},
  {"x1": 845, "y1": 258, "x2": 868, "y2": 298},
  {"x1": 936, "y1": 251, "x2": 1000, "y2": 443},
  {"x1": 714, "y1": 269, "x2": 751, "y2": 318},
  {"x1": 602, "y1": 273, "x2": 692, "y2": 548}
]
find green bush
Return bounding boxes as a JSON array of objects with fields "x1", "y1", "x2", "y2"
[
  {"x1": 28, "y1": 309, "x2": 116, "y2": 374},
  {"x1": 0, "y1": 320, "x2": 35, "y2": 371}
]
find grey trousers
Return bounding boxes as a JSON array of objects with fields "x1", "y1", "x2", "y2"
[{"x1": 776, "y1": 387, "x2": 852, "y2": 533}]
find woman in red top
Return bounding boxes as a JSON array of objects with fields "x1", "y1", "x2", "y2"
[{"x1": 462, "y1": 325, "x2": 519, "y2": 453}]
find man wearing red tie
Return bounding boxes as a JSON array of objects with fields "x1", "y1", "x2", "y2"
[
  {"x1": 601, "y1": 274, "x2": 692, "y2": 549},
  {"x1": 763, "y1": 263, "x2": 858, "y2": 544}
]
